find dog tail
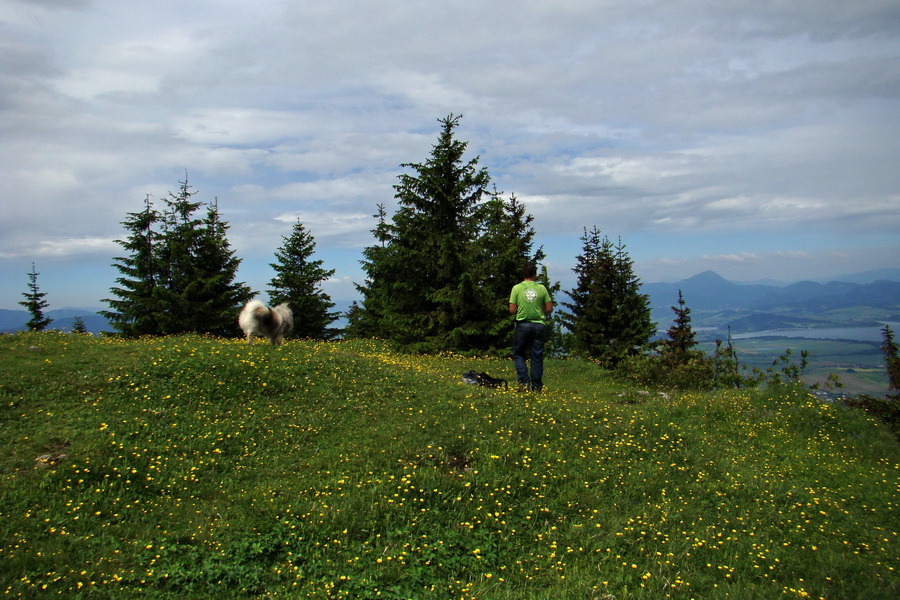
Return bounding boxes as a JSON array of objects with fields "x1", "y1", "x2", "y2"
[
  {"x1": 250, "y1": 301, "x2": 267, "y2": 315},
  {"x1": 273, "y1": 303, "x2": 294, "y2": 335},
  {"x1": 240, "y1": 300, "x2": 272, "y2": 329}
]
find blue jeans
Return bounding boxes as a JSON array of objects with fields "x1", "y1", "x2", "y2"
[{"x1": 512, "y1": 321, "x2": 547, "y2": 390}]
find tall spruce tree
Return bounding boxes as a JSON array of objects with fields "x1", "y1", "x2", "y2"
[
  {"x1": 104, "y1": 175, "x2": 252, "y2": 336},
  {"x1": 561, "y1": 227, "x2": 614, "y2": 360},
  {"x1": 190, "y1": 199, "x2": 254, "y2": 336},
  {"x1": 881, "y1": 324, "x2": 900, "y2": 395},
  {"x1": 610, "y1": 237, "x2": 655, "y2": 359},
  {"x1": 19, "y1": 262, "x2": 52, "y2": 331},
  {"x1": 268, "y1": 219, "x2": 339, "y2": 339},
  {"x1": 153, "y1": 176, "x2": 206, "y2": 334},
  {"x1": 102, "y1": 196, "x2": 163, "y2": 336},
  {"x1": 347, "y1": 204, "x2": 392, "y2": 339},
  {"x1": 351, "y1": 115, "x2": 542, "y2": 352},
  {"x1": 561, "y1": 227, "x2": 654, "y2": 365},
  {"x1": 388, "y1": 113, "x2": 490, "y2": 350}
]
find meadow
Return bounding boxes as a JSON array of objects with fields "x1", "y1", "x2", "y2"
[{"x1": 1, "y1": 331, "x2": 897, "y2": 599}]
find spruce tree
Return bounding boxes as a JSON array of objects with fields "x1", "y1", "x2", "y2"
[
  {"x1": 610, "y1": 237, "x2": 655, "y2": 358},
  {"x1": 190, "y1": 199, "x2": 254, "y2": 336},
  {"x1": 356, "y1": 114, "x2": 491, "y2": 351},
  {"x1": 352, "y1": 115, "x2": 545, "y2": 352},
  {"x1": 71, "y1": 316, "x2": 87, "y2": 334},
  {"x1": 102, "y1": 196, "x2": 163, "y2": 336},
  {"x1": 561, "y1": 227, "x2": 614, "y2": 360},
  {"x1": 391, "y1": 113, "x2": 490, "y2": 350},
  {"x1": 19, "y1": 262, "x2": 52, "y2": 331},
  {"x1": 268, "y1": 219, "x2": 339, "y2": 339},
  {"x1": 153, "y1": 176, "x2": 205, "y2": 334},
  {"x1": 104, "y1": 174, "x2": 252, "y2": 336},
  {"x1": 662, "y1": 290, "x2": 697, "y2": 360},
  {"x1": 881, "y1": 324, "x2": 900, "y2": 395},
  {"x1": 347, "y1": 204, "x2": 393, "y2": 339},
  {"x1": 561, "y1": 227, "x2": 654, "y2": 366}
]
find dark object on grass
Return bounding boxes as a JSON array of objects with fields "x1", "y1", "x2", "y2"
[{"x1": 462, "y1": 370, "x2": 508, "y2": 390}]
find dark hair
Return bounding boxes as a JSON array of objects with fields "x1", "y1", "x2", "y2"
[{"x1": 521, "y1": 262, "x2": 538, "y2": 280}]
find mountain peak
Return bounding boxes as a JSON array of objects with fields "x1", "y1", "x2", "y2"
[
  {"x1": 684, "y1": 270, "x2": 729, "y2": 284},
  {"x1": 643, "y1": 270, "x2": 752, "y2": 310}
]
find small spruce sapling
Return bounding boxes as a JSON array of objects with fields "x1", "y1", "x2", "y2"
[{"x1": 19, "y1": 263, "x2": 52, "y2": 331}]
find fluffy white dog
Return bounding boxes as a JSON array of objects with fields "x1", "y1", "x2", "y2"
[{"x1": 238, "y1": 300, "x2": 294, "y2": 345}]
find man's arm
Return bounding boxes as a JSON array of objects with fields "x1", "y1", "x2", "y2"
[
  {"x1": 544, "y1": 301, "x2": 553, "y2": 315},
  {"x1": 509, "y1": 303, "x2": 518, "y2": 315}
]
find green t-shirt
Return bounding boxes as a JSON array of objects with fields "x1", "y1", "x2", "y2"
[{"x1": 509, "y1": 280, "x2": 551, "y2": 323}]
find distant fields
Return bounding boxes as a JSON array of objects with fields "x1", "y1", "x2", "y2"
[
  {"x1": 1, "y1": 331, "x2": 898, "y2": 599},
  {"x1": 699, "y1": 336, "x2": 888, "y2": 396}
]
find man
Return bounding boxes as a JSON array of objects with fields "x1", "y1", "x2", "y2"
[{"x1": 509, "y1": 263, "x2": 553, "y2": 391}]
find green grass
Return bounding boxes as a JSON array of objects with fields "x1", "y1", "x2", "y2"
[{"x1": 1, "y1": 331, "x2": 898, "y2": 599}]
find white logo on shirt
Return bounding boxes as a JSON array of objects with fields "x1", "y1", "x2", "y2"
[{"x1": 524, "y1": 289, "x2": 537, "y2": 302}]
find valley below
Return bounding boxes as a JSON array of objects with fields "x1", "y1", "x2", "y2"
[{"x1": 646, "y1": 270, "x2": 900, "y2": 397}]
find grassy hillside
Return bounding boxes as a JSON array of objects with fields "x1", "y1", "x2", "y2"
[{"x1": 1, "y1": 332, "x2": 898, "y2": 599}]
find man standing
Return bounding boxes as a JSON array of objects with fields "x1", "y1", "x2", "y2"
[{"x1": 509, "y1": 263, "x2": 553, "y2": 391}]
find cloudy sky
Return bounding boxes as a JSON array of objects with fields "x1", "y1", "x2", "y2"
[{"x1": 2, "y1": 0, "x2": 899, "y2": 310}]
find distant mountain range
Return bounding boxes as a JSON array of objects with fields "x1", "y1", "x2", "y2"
[
  {"x1": 3, "y1": 268, "x2": 899, "y2": 335},
  {"x1": 737, "y1": 267, "x2": 900, "y2": 287},
  {"x1": 0, "y1": 308, "x2": 113, "y2": 335},
  {"x1": 644, "y1": 269, "x2": 900, "y2": 332}
]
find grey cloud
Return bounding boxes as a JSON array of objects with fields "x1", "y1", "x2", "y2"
[
  {"x1": 2, "y1": 0, "x2": 899, "y2": 307},
  {"x1": 7, "y1": 0, "x2": 91, "y2": 10}
]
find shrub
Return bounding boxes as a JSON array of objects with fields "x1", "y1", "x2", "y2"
[
  {"x1": 618, "y1": 349, "x2": 719, "y2": 391},
  {"x1": 843, "y1": 394, "x2": 900, "y2": 439}
]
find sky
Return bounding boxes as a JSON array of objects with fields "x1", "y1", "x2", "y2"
[{"x1": 2, "y1": 0, "x2": 899, "y2": 310}]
